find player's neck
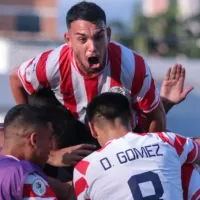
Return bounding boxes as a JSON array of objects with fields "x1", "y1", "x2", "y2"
[
  {"x1": 1, "y1": 144, "x2": 26, "y2": 161},
  {"x1": 103, "y1": 125, "x2": 131, "y2": 145}
]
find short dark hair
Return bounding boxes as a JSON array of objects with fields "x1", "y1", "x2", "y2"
[
  {"x1": 28, "y1": 88, "x2": 95, "y2": 148},
  {"x1": 4, "y1": 104, "x2": 49, "y2": 138},
  {"x1": 86, "y1": 92, "x2": 132, "y2": 125},
  {"x1": 28, "y1": 88, "x2": 61, "y2": 107},
  {"x1": 66, "y1": 1, "x2": 106, "y2": 28}
]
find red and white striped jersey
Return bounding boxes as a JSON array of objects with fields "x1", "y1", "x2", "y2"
[
  {"x1": 182, "y1": 164, "x2": 200, "y2": 200},
  {"x1": 18, "y1": 42, "x2": 159, "y2": 122},
  {"x1": 73, "y1": 132, "x2": 199, "y2": 200},
  {"x1": 23, "y1": 173, "x2": 58, "y2": 200}
]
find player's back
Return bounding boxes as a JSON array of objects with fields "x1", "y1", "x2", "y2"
[{"x1": 74, "y1": 132, "x2": 186, "y2": 200}]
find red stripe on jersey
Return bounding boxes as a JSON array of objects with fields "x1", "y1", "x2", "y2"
[
  {"x1": 75, "y1": 177, "x2": 88, "y2": 197},
  {"x1": 131, "y1": 53, "x2": 146, "y2": 96},
  {"x1": 156, "y1": 132, "x2": 174, "y2": 147},
  {"x1": 137, "y1": 78, "x2": 156, "y2": 111},
  {"x1": 36, "y1": 50, "x2": 53, "y2": 87},
  {"x1": 75, "y1": 160, "x2": 90, "y2": 176},
  {"x1": 181, "y1": 164, "x2": 194, "y2": 200},
  {"x1": 23, "y1": 184, "x2": 57, "y2": 198},
  {"x1": 186, "y1": 142, "x2": 197, "y2": 163},
  {"x1": 59, "y1": 46, "x2": 78, "y2": 118},
  {"x1": 84, "y1": 77, "x2": 98, "y2": 103},
  {"x1": 108, "y1": 43, "x2": 122, "y2": 87},
  {"x1": 174, "y1": 135, "x2": 187, "y2": 156},
  {"x1": 23, "y1": 59, "x2": 35, "y2": 94},
  {"x1": 192, "y1": 189, "x2": 200, "y2": 200}
]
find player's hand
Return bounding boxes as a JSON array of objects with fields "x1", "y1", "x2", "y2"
[
  {"x1": 48, "y1": 144, "x2": 96, "y2": 167},
  {"x1": 160, "y1": 64, "x2": 194, "y2": 105}
]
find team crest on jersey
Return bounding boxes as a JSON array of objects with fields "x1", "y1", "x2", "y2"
[
  {"x1": 32, "y1": 179, "x2": 46, "y2": 196},
  {"x1": 109, "y1": 86, "x2": 125, "y2": 95}
]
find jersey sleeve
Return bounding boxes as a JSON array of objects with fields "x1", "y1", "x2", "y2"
[
  {"x1": 23, "y1": 173, "x2": 58, "y2": 200},
  {"x1": 156, "y1": 132, "x2": 198, "y2": 164},
  {"x1": 73, "y1": 160, "x2": 90, "y2": 200},
  {"x1": 18, "y1": 49, "x2": 59, "y2": 95},
  {"x1": 182, "y1": 164, "x2": 200, "y2": 200},
  {"x1": 131, "y1": 53, "x2": 160, "y2": 113}
]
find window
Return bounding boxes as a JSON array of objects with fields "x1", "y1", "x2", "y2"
[{"x1": 15, "y1": 15, "x2": 40, "y2": 32}]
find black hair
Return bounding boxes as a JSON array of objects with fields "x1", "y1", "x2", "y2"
[
  {"x1": 28, "y1": 88, "x2": 61, "y2": 107},
  {"x1": 66, "y1": 1, "x2": 106, "y2": 28},
  {"x1": 86, "y1": 92, "x2": 132, "y2": 125},
  {"x1": 4, "y1": 104, "x2": 49, "y2": 138},
  {"x1": 28, "y1": 88, "x2": 96, "y2": 149}
]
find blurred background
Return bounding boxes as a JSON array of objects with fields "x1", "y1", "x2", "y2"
[{"x1": 0, "y1": 0, "x2": 199, "y2": 136}]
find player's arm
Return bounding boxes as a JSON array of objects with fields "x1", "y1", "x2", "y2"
[
  {"x1": 10, "y1": 67, "x2": 28, "y2": 104},
  {"x1": 160, "y1": 64, "x2": 194, "y2": 114},
  {"x1": 23, "y1": 173, "x2": 58, "y2": 200},
  {"x1": 158, "y1": 132, "x2": 200, "y2": 164},
  {"x1": 48, "y1": 144, "x2": 96, "y2": 167},
  {"x1": 131, "y1": 55, "x2": 166, "y2": 132},
  {"x1": 10, "y1": 50, "x2": 53, "y2": 104},
  {"x1": 48, "y1": 177, "x2": 76, "y2": 200}
]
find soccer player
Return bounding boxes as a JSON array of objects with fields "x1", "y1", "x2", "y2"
[
  {"x1": 73, "y1": 92, "x2": 200, "y2": 200},
  {"x1": 0, "y1": 105, "x2": 58, "y2": 199},
  {"x1": 27, "y1": 88, "x2": 96, "y2": 181},
  {"x1": 10, "y1": 1, "x2": 166, "y2": 132}
]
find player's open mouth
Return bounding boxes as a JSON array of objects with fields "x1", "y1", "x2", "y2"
[{"x1": 88, "y1": 56, "x2": 100, "y2": 69}]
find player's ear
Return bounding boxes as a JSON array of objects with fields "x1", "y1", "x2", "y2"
[
  {"x1": 29, "y1": 132, "x2": 37, "y2": 148},
  {"x1": 106, "y1": 27, "x2": 111, "y2": 42},
  {"x1": 64, "y1": 32, "x2": 71, "y2": 47},
  {"x1": 88, "y1": 121, "x2": 98, "y2": 138}
]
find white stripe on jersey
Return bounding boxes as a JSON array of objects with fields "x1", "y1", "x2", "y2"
[
  {"x1": 98, "y1": 63, "x2": 111, "y2": 94},
  {"x1": 119, "y1": 44, "x2": 135, "y2": 95},
  {"x1": 134, "y1": 61, "x2": 151, "y2": 102},
  {"x1": 18, "y1": 59, "x2": 34, "y2": 94},
  {"x1": 46, "y1": 44, "x2": 66, "y2": 106},
  {"x1": 71, "y1": 63, "x2": 88, "y2": 122}
]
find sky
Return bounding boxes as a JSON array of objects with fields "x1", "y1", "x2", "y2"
[{"x1": 57, "y1": 0, "x2": 140, "y2": 35}]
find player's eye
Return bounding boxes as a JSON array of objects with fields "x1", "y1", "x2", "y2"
[
  {"x1": 94, "y1": 34, "x2": 104, "y2": 41},
  {"x1": 78, "y1": 37, "x2": 87, "y2": 43}
]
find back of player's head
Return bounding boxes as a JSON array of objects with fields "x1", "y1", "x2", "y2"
[
  {"x1": 4, "y1": 104, "x2": 49, "y2": 139},
  {"x1": 86, "y1": 92, "x2": 132, "y2": 126},
  {"x1": 28, "y1": 88, "x2": 61, "y2": 107},
  {"x1": 66, "y1": 1, "x2": 106, "y2": 28}
]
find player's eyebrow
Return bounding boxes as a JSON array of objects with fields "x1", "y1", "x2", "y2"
[
  {"x1": 75, "y1": 33, "x2": 86, "y2": 36},
  {"x1": 95, "y1": 29, "x2": 105, "y2": 35},
  {"x1": 75, "y1": 29, "x2": 105, "y2": 36}
]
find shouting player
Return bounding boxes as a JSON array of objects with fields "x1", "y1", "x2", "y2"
[
  {"x1": 73, "y1": 93, "x2": 200, "y2": 200},
  {"x1": 10, "y1": 1, "x2": 166, "y2": 132}
]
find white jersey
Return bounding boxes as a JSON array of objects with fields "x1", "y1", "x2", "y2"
[{"x1": 73, "y1": 132, "x2": 198, "y2": 200}]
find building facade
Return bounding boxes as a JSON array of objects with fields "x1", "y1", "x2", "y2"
[{"x1": 0, "y1": 0, "x2": 58, "y2": 39}]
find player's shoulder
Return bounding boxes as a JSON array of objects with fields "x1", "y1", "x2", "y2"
[
  {"x1": 24, "y1": 172, "x2": 55, "y2": 198},
  {"x1": 25, "y1": 172, "x2": 46, "y2": 183},
  {"x1": 108, "y1": 41, "x2": 145, "y2": 60},
  {"x1": 74, "y1": 145, "x2": 111, "y2": 176},
  {"x1": 108, "y1": 41, "x2": 146, "y2": 74},
  {"x1": 44, "y1": 43, "x2": 70, "y2": 60}
]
